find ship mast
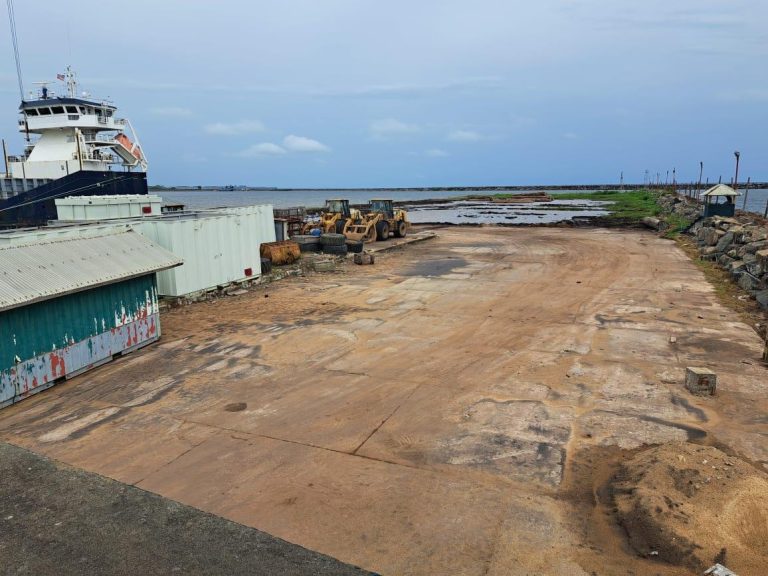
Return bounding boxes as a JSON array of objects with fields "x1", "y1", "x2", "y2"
[{"x1": 6, "y1": 0, "x2": 25, "y2": 102}]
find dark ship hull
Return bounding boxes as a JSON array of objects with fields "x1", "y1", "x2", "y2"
[{"x1": 0, "y1": 171, "x2": 147, "y2": 227}]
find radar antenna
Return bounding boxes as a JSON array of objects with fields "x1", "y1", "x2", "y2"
[{"x1": 5, "y1": 0, "x2": 25, "y2": 101}]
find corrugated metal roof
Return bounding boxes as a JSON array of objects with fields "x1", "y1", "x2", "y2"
[
  {"x1": 0, "y1": 231, "x2": 182, "y2": 312},
  {"x1": 702, "y1": 184, "x2": 739, "y2": 197}
]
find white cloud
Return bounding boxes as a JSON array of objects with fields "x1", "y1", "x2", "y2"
[
  {"x1": 151, "y1": 106, "x2": 192, "y2": 117},
  {"x1": 447, "y1": 130, "x2": 482, "y2": 142},
  {"x1": 425, "y1": 148, "x2": 450, "y2": 157},
  {"x1": 237, "y1": 143, "x2": 287, "y2": 157},
  {"x1": 204, "y1": 120, "x2": 266, "y2": 135},
  {"x1": 370, "y1": 118, "x2": 421, "y2": 139},
  {"x1": 283, "y1": 135, "x2": 331, "y2": 153}
]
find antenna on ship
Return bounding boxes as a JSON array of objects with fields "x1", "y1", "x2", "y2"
[{"x1": 6, "y1": 0, "x2": 25, "y2": 101}]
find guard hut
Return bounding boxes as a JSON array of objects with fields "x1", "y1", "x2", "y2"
[
  {"x1": 702, "y1": 184, "x2": 739, "y2": 218},
  {"x1": 0, "y1": 231, "x2": 182, "y2": 408}
]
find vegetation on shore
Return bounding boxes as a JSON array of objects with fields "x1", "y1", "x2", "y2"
[
  {"x1": 486, "y1": 188, "x2": 700, "y2": 235},
  {"x1": 553, "y1": 190, "x2": 663, "y2": 219}
]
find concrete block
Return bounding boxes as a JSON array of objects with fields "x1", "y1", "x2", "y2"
[
  {"x1": 313, "y1": 260, "x2": 336, "y2": 272},
  {"x1": 353, "y1": 253, "x2": 375, "y2": 266},
  {"x1": 756, "y1": 249, "x2": 768, "y2": 274},
  {"x1": 685, "y1": 367, "x2": 717, "y2": 396}
]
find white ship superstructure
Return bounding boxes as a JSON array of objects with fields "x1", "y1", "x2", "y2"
[{"x1": 1, "y1": 67, "x2": 147, "y2": 197}]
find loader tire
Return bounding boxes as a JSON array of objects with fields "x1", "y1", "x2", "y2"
[
  {"x1": 346, "y1": 240, "x2": 364, "y2": 253},
  {"x1": 394, "y1": 221, "x2": 407, "y2": 238},
  {"x1": 375, "y1": 221, "x2": 390, "y2": 241},
  {"x1": 324, "y1": 244, "x2": 349, "y2": 256},
  {"x1": 320, "y1": 233, "x2": 346, "y2": 247},
  {"x1": 298, "y1": 241, "x2": 321, "y2": 253}
]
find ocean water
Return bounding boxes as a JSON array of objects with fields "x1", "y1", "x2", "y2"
[
  {"x1": 734, "y1": 187, "x2": 768, "y2": 216},
  {"x1": 157, "y1": 187, "x2": 768, "y2": 218},
  {"x1": 158, "y1": 188, "x2": 594, "y2": 210},
  {"x1": 159, "y1": 189, "x2": 476, "y2": 209}
]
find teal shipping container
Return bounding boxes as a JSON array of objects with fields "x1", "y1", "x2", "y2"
[{"x1": 0, "y1": 231, "x2": 182, "y2": 408}]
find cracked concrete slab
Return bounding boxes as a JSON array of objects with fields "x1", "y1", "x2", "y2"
[{"x1": 0, "y1": 227, "x2": 766, "y2": 576}]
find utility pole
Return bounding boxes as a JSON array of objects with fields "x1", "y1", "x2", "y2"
[{"x1": 672, "y1": 167, "x2": 676, "y2": 194}]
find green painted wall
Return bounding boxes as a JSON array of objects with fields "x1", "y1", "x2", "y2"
[{"x1": 0, "y1": 275, "x2": 157, "y2": 372}]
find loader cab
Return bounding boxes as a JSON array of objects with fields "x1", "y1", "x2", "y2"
[
  {"x1": 325, "y1": 199, "x2": 351, "y2": 218},
  {"x1": 369, "y1": 199, "x2": 394, "y2": 218}
]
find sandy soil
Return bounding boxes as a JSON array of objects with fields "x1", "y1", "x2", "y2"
[
  {"x1": 0, "y1": 227, "x2": 766, "y2": 575},
  {"x1": 613, "y1": 442, "x2": 768, "y2": 574}
]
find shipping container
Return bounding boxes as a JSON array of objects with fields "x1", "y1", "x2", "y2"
[
  {"x1": 55, "y1": 195, "x2": 163, "y2": 221},
  {"x1": 0, "y1": 231, "x2": 181, "y2": 408},
  {"x1": 131, "y1": 205, "x2": 276, "y2": 297},
  {"x1": 0, "y1": 276, "x2": 161, "y2": 407}
]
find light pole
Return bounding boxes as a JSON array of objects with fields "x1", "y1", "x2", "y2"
[{"x1": 734, "y1": 151, "x2": 741, "y2": 193}]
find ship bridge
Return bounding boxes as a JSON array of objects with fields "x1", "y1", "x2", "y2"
[{"x1": 19, "y1": 97, "x2": 124, "y2": 134}]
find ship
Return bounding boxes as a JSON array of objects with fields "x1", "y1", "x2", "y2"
[{"x1": 0, "y1": 66, "x2": 148, "y2": 226}]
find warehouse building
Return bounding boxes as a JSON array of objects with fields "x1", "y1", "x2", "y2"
[{"x1": 0, "y1": 230, "x2": 182, "y2": 408}]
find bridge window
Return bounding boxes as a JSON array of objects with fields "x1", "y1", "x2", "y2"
[
  {"x1": 26, "y1": 109, "x2": 39, "y2": 116},
  {"x1": 65, "y1": 106, "x2": 78, "y2": 113},
  {"x1": 78, "y1": 107, "x2": 86, "y2": 114},
  {"x1": 51, "y1": 106, "x2": 65, "y2": 114},
  {"x1": 38, "y1": 108, "x2": 52, "y2": 115}
]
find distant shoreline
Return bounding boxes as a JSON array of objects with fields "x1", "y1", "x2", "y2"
[{"x1": 150, "y1": 183, "x2": 768, "y2": 192}]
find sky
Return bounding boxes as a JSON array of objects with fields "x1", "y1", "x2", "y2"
[{"x1": 1, "y1": 0, "x2": 766, "y2": 188}]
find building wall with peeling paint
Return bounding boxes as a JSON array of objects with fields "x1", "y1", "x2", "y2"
[{"x1": 0, "y1": 275, "x2": 160, "y2": 407}]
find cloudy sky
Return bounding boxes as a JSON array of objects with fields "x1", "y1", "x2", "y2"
[{"x1": 1, "y1": 1, "x2": 766, "y2": 187}]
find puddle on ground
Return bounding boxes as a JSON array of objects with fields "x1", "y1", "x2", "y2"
[
  {"x1": 400, "y1": 257, "x2": 469, "y2": 277},
  {"x1": 224, "y1": 402, "x2": 248, "y2": 412},
  {"x1": 407, "y1": 199, "x2": 610, "y2": 225}
]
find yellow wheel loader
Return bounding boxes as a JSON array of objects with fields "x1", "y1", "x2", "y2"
[
  {"x1": 344, "y1": 199, "x2": 410, "y2": 242},
  {"x1": 302, "y1": 199, "x2": 355, "y2": 234}
]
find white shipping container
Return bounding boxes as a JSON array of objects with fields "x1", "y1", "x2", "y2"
[
  {"x1": 55, "y1": 195, "x2": 163, "y2": 221},
  {"x1": 132, "y1": 205, "x2": 275, "y2": 297}
]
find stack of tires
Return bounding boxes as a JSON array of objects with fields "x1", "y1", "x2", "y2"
[
  {"x1": 345, "y1": 240, "x2": 364, "y2": 254},
  {"x1": 292, "y1": 235, "x2": 321, "y2": 253},
  {"x1": 320, "y1": 233, "x2": 348, "y2": 256}
]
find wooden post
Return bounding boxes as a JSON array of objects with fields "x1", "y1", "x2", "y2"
[
  {"x1": 764, "y1": 198, "x2": 768, "y2": 219},
  {"x1": 742, "y1": 177, "x2": 751, "y2": 211},
  {"x1": 696, "y1": 162, "x2": 703, "y2": 200}
]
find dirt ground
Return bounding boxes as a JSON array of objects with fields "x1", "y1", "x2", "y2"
[{"x1": 1, "y1": 227, "x2": 766, "y2": 575}]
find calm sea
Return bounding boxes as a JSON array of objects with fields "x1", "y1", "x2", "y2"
[
  {"x1": 157, "y1": 187, "x2": 768, "y2": 216},
  {"x1": 158, "y1": 188, "x2": 584, "y2": 210}
]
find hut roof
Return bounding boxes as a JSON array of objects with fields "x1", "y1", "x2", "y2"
[{"x1": 702, "y1": 184, "x2": 739, "y2": 197}]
